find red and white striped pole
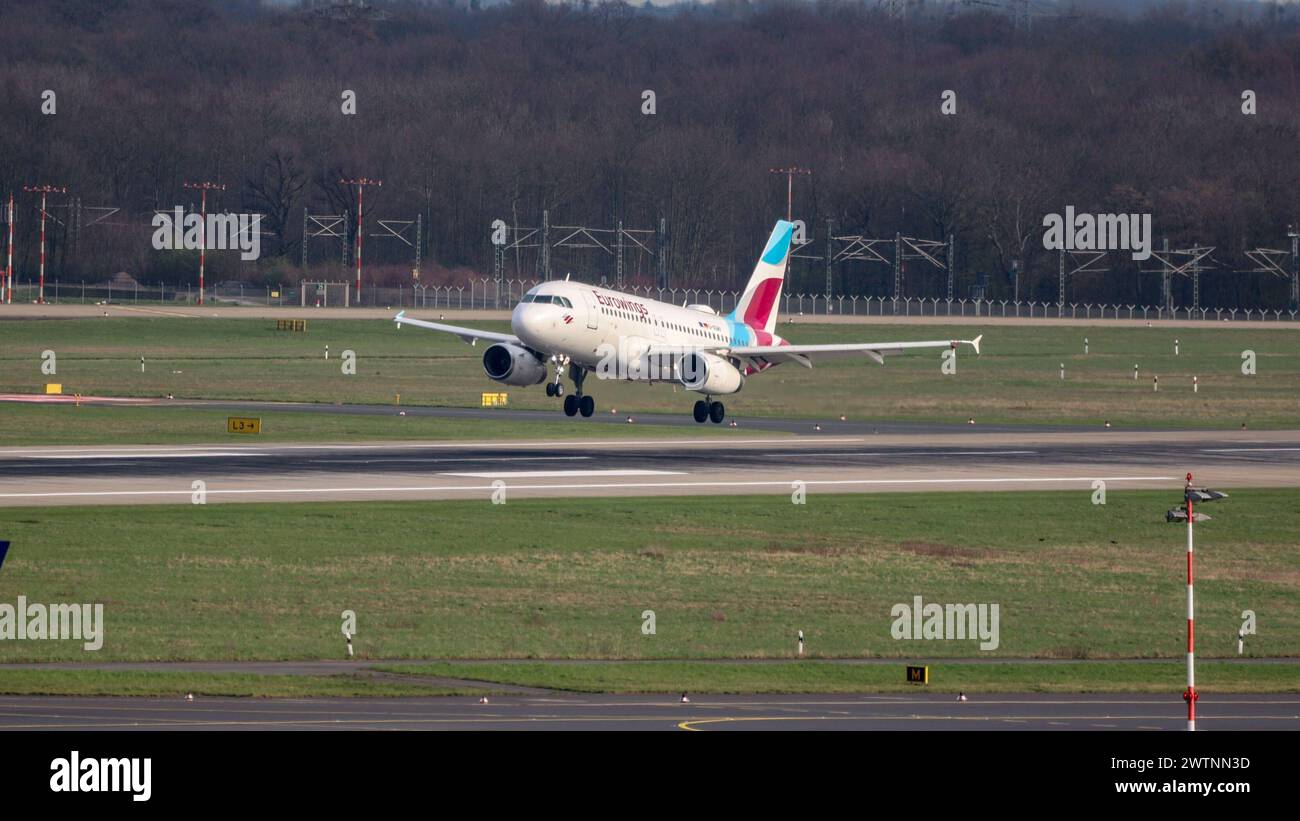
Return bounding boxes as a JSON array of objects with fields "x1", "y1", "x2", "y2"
[
  {"x1": 199, "y1": 188, "x2": 207, "y2": 305},
  {"x1": 356, "y1": 184, "x2": 363, "y2": 303},
  {"x1": 183, "y1": 182, "x2": 225, "y2": 307},
  {"x1": 341, "y1": 177, "x2": 381, "y2": 306},
  {"x1": 24, "y1": 185, "x2": 66, "y2": 304},
  {"x1": 38, "y1": 190, "x2": 46, "y2": 303},
  {"x1": 5, "y1": 192, "x2": 13, "y2": 304},
  {"x1": 1183, "y1": 471, "x2": 1198, "y2": 731}
]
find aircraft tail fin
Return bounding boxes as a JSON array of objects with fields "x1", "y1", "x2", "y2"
[{"x1": 730, "y1": 220, "x2": 792, "y2": 336}]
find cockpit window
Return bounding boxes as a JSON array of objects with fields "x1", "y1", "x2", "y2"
[{"x1": 521, "y1": 293, "x2": 572, "y2": 307}]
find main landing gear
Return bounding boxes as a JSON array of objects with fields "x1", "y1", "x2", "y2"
[
  {"x1": 693, "y1": 398, "x2": 725, "y2": 424},
  {"x1": 559, "y1": 364, "x2": 595, "y2": 418}
]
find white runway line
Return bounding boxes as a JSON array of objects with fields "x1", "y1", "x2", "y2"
[
  {"x1": 439, "y1": 469, "x2": 688, "y2": 478},
  {"x1": 0, "y1": 475, "x2": 1177, "y2": 500},
  {"x1": 19, "y1": 451, "x2": 257, "y2": 460},
  {"x1": 1199, "y1": 447, "x2": 1300, "y2": 453},
  {"x1": 307, "y1": 456, "x2": 592, "y2": 465},
  {"x1": 764, "y1": 450, "x2": 1039, "y2": 457},
  {"x1": 0, "y1": 437, "x2": 859, "y2": 456}
]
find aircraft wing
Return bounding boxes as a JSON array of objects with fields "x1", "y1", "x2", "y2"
[
  {"x1": 728, "y1": 335, "x2": 982, "y2": 369},
  {"x1": 393, "y1": 311, "x2": 521, "y2": 346}
]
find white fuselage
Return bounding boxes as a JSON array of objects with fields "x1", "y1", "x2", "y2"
[{"x1": 511, "y1": 282, "x2": 764, "y2": 377}]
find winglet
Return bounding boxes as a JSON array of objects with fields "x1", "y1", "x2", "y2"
[
  {"x1": 970, "y1": 334, "x2": 983, "y2": 355},
  {"x1": 394, "y1": 310, "x2": 406, "y2": 328}
]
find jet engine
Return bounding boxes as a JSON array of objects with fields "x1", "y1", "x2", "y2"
[
  {"x1": 482, "y1": 343, "x2": 548, "y2": 386},
  {"x1": 676, "y1": 352, "x2": 744, "y2": 395}
]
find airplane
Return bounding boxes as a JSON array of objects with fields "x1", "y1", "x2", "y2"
[{"x1": 394, "y1": 220, "x2": 982, "y2": 424}]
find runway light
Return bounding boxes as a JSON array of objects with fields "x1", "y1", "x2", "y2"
[
  {"x1": 478, "y1": 696, "x2": 489, "y2": 704},
  {"x1": 957, "y1": 692, "x2": 968, "y2": 702},
  {"x1": 680, "y1": 693, "x2": 690, "y2": 704},
  {"x1": 185, "y1": 693, "x2": 194, "y2": 702},
  {"x1": 729, "y1": 420, "x2": 737, "y2": 428},
  {"x1": 839, "y1": 415, "x2": 846, "y2": 422},
  {"x1": 814, "y1": 424, "x2": 822, "y2": 431},
  {"x1": 1104, "y1": 420, "x2": 1111, "y2": 428},
  {"x1": 626, "y1": 416, "x2": 634, "y2": 424},
  {"x1": 968, "y1": 417, "x2": 975, "y2": 425}
]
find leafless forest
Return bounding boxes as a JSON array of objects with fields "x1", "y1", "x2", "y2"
[{"x1": 2, "y1": 0, "x2": 1299, "y2": 308}]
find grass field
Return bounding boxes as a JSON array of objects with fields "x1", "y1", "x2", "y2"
[
  {"x1": 2, "y1": 661, "x2": 1294, "y2": 696},
  {"x1": 1, "y1": 490, "x2": 1296, "y2": 663},
  {"x1": 2, "y1": 316, "x2": 1299, "y2": 432},
  {"x1": 0, "y1": 403, "x2": 777, "y2": 446},
  {"x1": 0, "y1": 669, "x2": 481, "y2": 698}
]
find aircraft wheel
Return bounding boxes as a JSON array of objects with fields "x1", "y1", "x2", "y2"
[
  {"x1": 692, "y1": 400, "x2": 708, "y2": 423},
  {"x1": 563, "y1": 395, "x2": 579, "y2": 417},
  {"x1": 579, "y1": 395, "x2": 595, "y2": 417},
  {"x1": 709, "y1": 401, "x2": 725, "y2": 424},
  {"x1": 545, "y1": 383, "x2": 555, "y2": 397}
]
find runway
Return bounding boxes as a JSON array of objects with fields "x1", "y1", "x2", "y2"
[
  {"x1": 0, "y1": 692, "x2": 1295, "y2": 730},
  {"x1": 3, "y1": 428, "x2": 1300, "y2": 505}
]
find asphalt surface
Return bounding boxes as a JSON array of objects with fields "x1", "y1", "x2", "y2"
[
  {"x1": 2, "y1": 427, "x2": 1299, "y2": 505},
  {"x1": 1, "y1": 693, "x2": 1295, "y2": 731}
]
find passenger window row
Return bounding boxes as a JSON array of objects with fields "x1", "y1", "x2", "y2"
[{"x1": 600, "y1": 306, "x2": 729, "y2": 343}]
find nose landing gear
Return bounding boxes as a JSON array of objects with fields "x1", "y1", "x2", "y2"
[{"x1": 546, "y1": 356, "x2": 567, "y2": 398}]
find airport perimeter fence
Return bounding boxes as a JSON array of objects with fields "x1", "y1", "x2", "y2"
[{"x1": 3, "y1": 277, "x2": 1298, "y2": 323}]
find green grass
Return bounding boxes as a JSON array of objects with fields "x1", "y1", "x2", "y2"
[
  {"x1": 6, "y1": 662, "x2": 1294, "y2": 697},
  {"x1": 0, "y1": 403, "x2": 774, "y2": 446},
  {"x1": 375, "y1": 660, "x2": 1300, "y2": 694},
  {"x1": 1, "y1": 490, "x2": 1296, "y2": 662},
  {"x1": 2, "y1": 316, "x2": 1298, "y2": 430},
  {"x1": 0, "y1": 669, "x2": 481, "y2": 698}
]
